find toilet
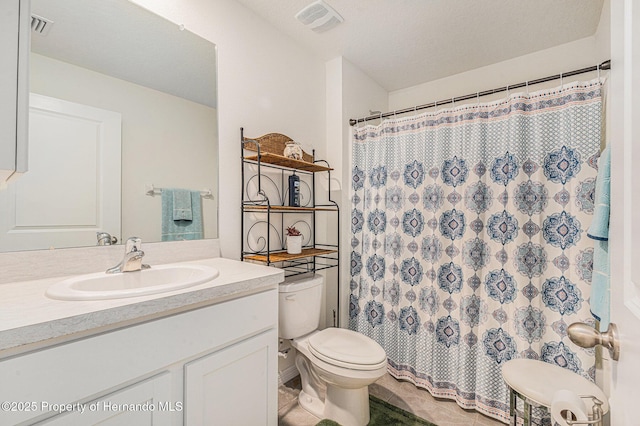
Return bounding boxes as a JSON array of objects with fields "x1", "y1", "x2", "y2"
[{"x1": 279, "y1": 274, "x2": 387, "y2": 426}]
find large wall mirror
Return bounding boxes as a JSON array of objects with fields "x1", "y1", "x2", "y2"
[{"x1": 0, "y1": 0, "x2": 218, "y2": 252}]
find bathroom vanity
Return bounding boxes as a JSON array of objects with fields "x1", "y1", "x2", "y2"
[{"x1": 0, "y1": 257, "x2": 283, "y2": 425}]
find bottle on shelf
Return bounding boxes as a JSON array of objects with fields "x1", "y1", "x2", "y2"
[{"x1": 288, "y1": 173, "x2": 300, "y2": 207}]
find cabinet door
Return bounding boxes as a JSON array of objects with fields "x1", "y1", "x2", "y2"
[
  {"x1": 39, "y1": 372, "x2": 174, "y2": 426},
  {"x1": 184, "y1": 329, "x2": 278, "y2": 426},
  {"x1": 0, "y1": 0, "x2": 29, "y2": 183}
]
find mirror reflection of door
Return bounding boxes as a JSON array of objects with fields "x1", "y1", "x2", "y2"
[
  {"x1": 0, "y1": 94, "x2": 121, "y2": 252},
  {"x1": 2, "y1": 0, "x2": 219, "y2": 252}
]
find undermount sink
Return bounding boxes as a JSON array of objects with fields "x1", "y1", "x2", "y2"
[{"x1": 45, "y1": 264, "x2": 220, "y2": 301}]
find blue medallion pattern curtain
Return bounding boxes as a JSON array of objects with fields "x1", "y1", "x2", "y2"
[{"x1": 349, "y1": 80, "x2": 602, "y2": 422}]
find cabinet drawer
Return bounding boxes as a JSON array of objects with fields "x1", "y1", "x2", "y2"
[{"x1": 37, "y1": 372, "x2": 173, "y2": 426}]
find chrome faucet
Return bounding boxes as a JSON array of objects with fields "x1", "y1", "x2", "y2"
[{"x1": 106, "y1": 237, "x2": 150, "y2": 274}]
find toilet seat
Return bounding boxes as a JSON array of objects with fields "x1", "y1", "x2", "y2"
[{"x1": 308, "y1": 328, "x2": 387, "y2": 370}]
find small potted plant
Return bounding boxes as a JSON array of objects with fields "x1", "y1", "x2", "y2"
[{"x1": 286, "y1": 226, "x2": 303, "y2": 254}]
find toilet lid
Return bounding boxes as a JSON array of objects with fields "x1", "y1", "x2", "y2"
[{"x1": 308, "y1": 328, "x2": 387, "y2": 370}]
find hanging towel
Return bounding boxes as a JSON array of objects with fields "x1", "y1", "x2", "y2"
[
  {"x1": 587, "y1": 145, "x2": 610, "y2": 330},
  {"x1": 161, "y1": 189, "x2": 204, "y2": 241},
  {"x1": 172, "y1": 189, "x2": 193, "y2": 221}
]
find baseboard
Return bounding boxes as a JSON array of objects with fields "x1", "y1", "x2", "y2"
[{"x1": 278, "y1": 364, "x2": 300, "y2": 387}]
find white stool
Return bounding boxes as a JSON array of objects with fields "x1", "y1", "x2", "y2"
[{"x1": 502, "y1": 359, "x2": 608, "y2": 426}]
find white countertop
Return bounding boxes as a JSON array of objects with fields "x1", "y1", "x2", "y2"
[{"x1": 0, "y1": 258, "x2": 284, "y2": 358}]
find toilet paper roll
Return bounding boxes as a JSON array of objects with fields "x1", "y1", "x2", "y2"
[{"x1": 550, "y1": 389, "x2": 588, "y2": 426}]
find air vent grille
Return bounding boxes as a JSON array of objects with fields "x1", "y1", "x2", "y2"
[
  {"x1": 31, "y1": 14, "x2": 54, "y2": 36},
  {"x1": 295, "y1": 0, "x2": 343, "y2": 33},
  {"x1": 296, "y1": 3, "x2": 329, "y2": 25}
]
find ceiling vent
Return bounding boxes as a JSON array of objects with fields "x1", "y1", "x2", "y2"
[
  {"x1": 31, "y1": 14, "x2": 54, "y2": 36},
  {"x1": 295, "y1": 0, "x2": 343, "y2": 33}
]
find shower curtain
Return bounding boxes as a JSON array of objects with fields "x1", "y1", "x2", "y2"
[{"x1": 349, "y1": 80, "x2": 602, "y2": 422}]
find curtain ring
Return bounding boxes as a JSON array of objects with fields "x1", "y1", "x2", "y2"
[
  {"x1": 525, "y1": 81, "x2": 529, "y2": 96},
  {"x1": 560, "y1": 72, "x2": 563, "y2": 89},
  {"x1": 597, "y1": 63, "x2": 601, "y2": 80},
  {"x1": 476, "y1": 92, "x2": 480, "y2": 105},
  {"x1": 506, "y1": 84, "x2": 510, "y2": 97},
  {"x1": 434, "y1": 101, "x2": 438, "y2": 113},
  {"x1": 451, "y1": 97, "x2": 455, "y2": 108}
]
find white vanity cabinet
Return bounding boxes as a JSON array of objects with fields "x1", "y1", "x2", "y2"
[
  {"x1": 0, "y1": 0, "x2": 29, "y2": 184},
  {"x1": 0, "y1": 289, "x2": 278, "y2": 426},
  {"x1": 184, "y1": 331, "x2": 277, "y2": 425}
]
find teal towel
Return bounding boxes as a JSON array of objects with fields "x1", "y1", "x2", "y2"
[
  {"x1": 587, "y1": 145, "x2": 610, "y2": 329},
  {"x1": 172, "y1": 189, "x2": 193, "y2": 221},
  {"x1": 161, "y1": 189, "x2": 204, "y2": 241}
]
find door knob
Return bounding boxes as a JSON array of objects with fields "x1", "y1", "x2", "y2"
[
  {"x1": 567, "y1": 322, "x2": 620, "y2": 361},
  {"x1": 96, "y1": 232, "x2": 117, "y2": 245}
]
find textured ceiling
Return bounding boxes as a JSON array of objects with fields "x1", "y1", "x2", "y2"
[
  {"x1": 235, "y1": 0, "x2": 605, "y2": 91},
  {"x1": 31, "y1": 0, "x2": 217, "y2": 107}
]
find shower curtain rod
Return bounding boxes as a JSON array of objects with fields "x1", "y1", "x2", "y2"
[{"x1": 349, "y1": 59, "x2": 611, "y2": 126}]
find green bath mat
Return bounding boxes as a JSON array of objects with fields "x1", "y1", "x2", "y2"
[{"x1": 315, "y1": 395, "x2": 437, "y2": 426}]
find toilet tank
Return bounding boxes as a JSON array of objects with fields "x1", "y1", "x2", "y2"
[{"x1": 278, "y1": 274, "x2": 323, "y2": 339}]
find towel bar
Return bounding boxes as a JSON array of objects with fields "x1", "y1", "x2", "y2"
[{"x1": 145, "y1": 184, "x2": 214, "y2": 199}]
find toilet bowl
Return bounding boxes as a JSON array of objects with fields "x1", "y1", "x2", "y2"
[
  {"x1": 292, "y1": 328, "x2": 387, "y2": 426},
  {"x1": 279, "y1": 275, "x2": 387, "y2": 426}
]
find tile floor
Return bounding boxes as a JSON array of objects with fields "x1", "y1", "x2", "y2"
[{"x1": 278, "y1": 373, "x2": 505, "y2": 426}]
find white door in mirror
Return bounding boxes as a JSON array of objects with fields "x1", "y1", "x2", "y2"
[
  {"x1": 0, "y1": 94, "x2": 121, "y2": 252},
  {"x1": 45, "y1": 264, "x2": 219, "y2": 301}
]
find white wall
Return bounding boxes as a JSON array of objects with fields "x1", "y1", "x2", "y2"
[
  {"x1": 325, "y1": 57, "x2": 389, "y2": 188},
  {"x1": 325, "y1": 57, "x2": 388, "y2": 327},
  {"x1": 130, "y1": 0, "x2": 326, "y2": 260},
  {"x1": 389, "y1": 13, "x2": 610, "y2": 111},
  {"x1": 30, "y1": 53, "x2": 218, "y2": 242}
]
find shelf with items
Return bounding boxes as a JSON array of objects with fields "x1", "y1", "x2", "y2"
[
  {"x1": 240, "y1": 128, "x2": 340, "y2": 286},
  {"x1": 244, "y1": 249, "x2": 339, "y2": 280},
  {"x1": 243, "y1": 248, "x2": 337, "y2": 263},
  {"x1": 243, "y1": 153, "x2": 333, "y2": 173}
]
